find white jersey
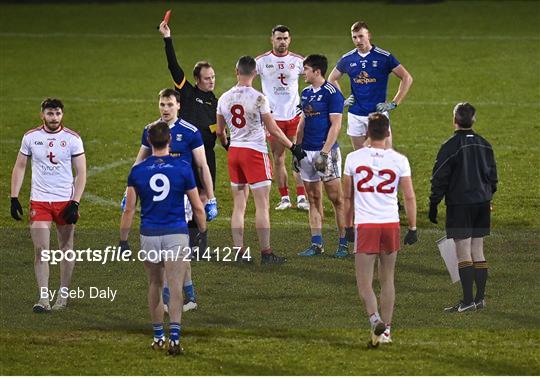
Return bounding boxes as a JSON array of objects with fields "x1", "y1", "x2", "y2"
[
  {"x1": 19, "y1": 126, "x2": 84, "y2": 202},
  {"x1": 344, "y1": 147, "x2": 411, "y2": 224},
  {"x1": 255, "y1": 51, "x2": 304, "y2": 121},
  {"x1": 217, "y1": 85, "x2": 270, "y2": 154}
]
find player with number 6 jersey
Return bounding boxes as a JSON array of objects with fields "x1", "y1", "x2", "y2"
[{"x1": 342, "y1": 112, "x2": 417, "y2": 347}]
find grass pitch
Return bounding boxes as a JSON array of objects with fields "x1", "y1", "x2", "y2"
[{"x1": 1, "y1": 1, "x2": 539, "y2": 375}]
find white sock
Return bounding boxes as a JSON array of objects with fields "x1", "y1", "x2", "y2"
[
  {"x1": 39, "y1": 287, "x2": 50, "y2": 304},
  {"x1": 369, "y1": 312, "x2": 382, "y2": 327},
  {"x1": 57, "y1": 287, "x2": 69, "y2": 302}
]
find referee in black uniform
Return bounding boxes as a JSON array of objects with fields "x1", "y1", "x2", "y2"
[
  {"x1": 159, "y1": 22, "x2": 219, "y2": 193},
  {"x1": 429, "y1": 102, "x2": 498, "y2": 313}
]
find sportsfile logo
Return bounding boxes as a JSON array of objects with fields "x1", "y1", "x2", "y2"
[{"x1": 40, "y1": 246, "x2": 251, "y2": 265}]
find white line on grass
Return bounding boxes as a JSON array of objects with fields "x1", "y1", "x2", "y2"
[
  {"x1": 3, "y1": 97, "x2": 539, "y2": 108},
  {"x1": 87, "y1": 160, "x2": 131, "y2": 178},
  {"x1": 1, "y1": 32, "x2": 539, "y2": 41},
  {"x1": 84, "y1": 192, "x2": 118, "y2": 207}
]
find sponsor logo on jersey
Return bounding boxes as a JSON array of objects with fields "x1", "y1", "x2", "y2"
[
  {"x1": 40, "y1": 163, "x2": 61, "y2": 175},
  {"x1": 47, "y1": 151, "x2": 58, "y2": 165},
  {"x1": 303, "y1": 104, "x2": 320, "y2": 118},
  {"x1": 353, "y1": 71, "x2": 377, "y2": 85}
]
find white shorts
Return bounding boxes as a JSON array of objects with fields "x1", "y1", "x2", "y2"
[
  {"x1": 139, "y1": 233, "x2": 190, "y2": 264},
  {"x1": 347, "y1": 112, "x2": 391, "y2": 137},
  {"x1": 299, "y1": 147, "x2": 342, "y2": 183}
]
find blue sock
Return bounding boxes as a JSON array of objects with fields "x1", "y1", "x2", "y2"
[
  {"x1": 311, "y1": 235, "x2": 323, "y2": 246},
  {"x1": 339, "y1": 236, "x2": 348, "y2": 247},
  {"x1": 162, "y1": 286, "x2": 170, "y2": 305},
  {"x1": 169, "y1": 322, "x2": 181, "y2": 343},
  {"x1": 153, "y1": 323, "x2": 164, "y2": 341},
  {"x1": 183, "y1": 281, "x2": 195, "y2": 302}
]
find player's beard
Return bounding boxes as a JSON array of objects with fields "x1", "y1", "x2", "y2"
[{"x1": 44, "y1": 120, "x2": 62, "y2": 132}]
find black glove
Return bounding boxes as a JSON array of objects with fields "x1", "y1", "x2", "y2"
[
  {"x1": 404, "y1": 229, "x2": 418, "y2": 245},
  {"x1": 196, "y1": 229, "x2": 208, "y2": 256},
  {"x1": 222, "y1": 136, "x2": 230, "y2": 151},
  {"x1": 119, "y1": 240, "x2": 131, "y2": 253},
  {"x1": 62, "y1": 200, "x2": 80, "y2": 224},
  {"x1": 290, "y1": 143, "x2": 306, "y2": 161},
  {"x1": 10, "y1": 197, "x2": 23, "y2": 221},
  {"x1": 428, "y1": 202, "x2": 438, "y2": 224},
  {"x1": 292, "y1": 156, "x2": 300, "y2": 173},
  {"x1": 345, "y1": 227, "x2": 355, "y2": 243}
]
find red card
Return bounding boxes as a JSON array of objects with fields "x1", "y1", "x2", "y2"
[{"x1": 163, "y1": 10, "x2": 172, "y2": 24}]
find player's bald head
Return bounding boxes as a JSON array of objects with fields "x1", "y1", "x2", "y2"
[{"x1": 236, "y1": 56, "x2": 256, "y2": 76}]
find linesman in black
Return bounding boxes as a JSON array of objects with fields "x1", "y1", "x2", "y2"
[
  {"x1": 159, "y1": 22, "x2": 218, "y2": 195},
  {"x1": 429, "y1": 102, "x2": 498, "y2": 313}
]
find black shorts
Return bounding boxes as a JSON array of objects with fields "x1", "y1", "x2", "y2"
[{"x1": 446, "y1": 202, "x2": 491, "y2": 239}]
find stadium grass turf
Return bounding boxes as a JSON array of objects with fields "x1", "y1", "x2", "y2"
[{"x1": 1, "y1": 1, "x2": 539, "y2": 375}]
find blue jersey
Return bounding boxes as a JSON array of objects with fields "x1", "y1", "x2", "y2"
[
  {"x1": 336, "y1": 46, "x2": 400, "y2": 116},
  {"x1": 141, "y1": 118, "x2": 203, "y2": 164},
  {"x1": 127, "y1": 155, "x2": 196, "y2": 236},
  {"x1": 300, "y1": 81, "x2": 344, "y2": 151}
]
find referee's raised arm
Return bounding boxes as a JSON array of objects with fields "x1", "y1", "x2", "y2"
[{"x1": 159, "y1": 21, "x2": 190, "y2": 91}]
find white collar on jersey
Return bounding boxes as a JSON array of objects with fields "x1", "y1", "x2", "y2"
[{"x1": 357, "y1": 50, "x2": 371, "y2": 58}]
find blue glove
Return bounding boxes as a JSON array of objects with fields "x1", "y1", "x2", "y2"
[
  {"x1": 344, "y1": 95, "x2": 355, "y2": 107},
  {"x1": 376, "y1": 101, "x2": 397, "y2": 112},
  {"x1": 120, "y1": 189, "x2": 127, "y2": 212},
  {"x1": 205, "y1": 198, "x2": 218, "y2": 221}
]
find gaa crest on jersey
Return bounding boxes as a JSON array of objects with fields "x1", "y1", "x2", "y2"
[
  {"x1": 60, "y1": 140, "x2": 67, "y2": 147},
  {"x1": 372, "y1": 61, "x2": 378, "y2": 67},
  {"x1": 176, "y1": 134, "x2": 183, "y2": 141}
]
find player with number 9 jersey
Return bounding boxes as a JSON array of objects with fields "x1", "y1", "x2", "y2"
[{"x1": 127, "y1": 155, "x2": 196, "y2": 236}]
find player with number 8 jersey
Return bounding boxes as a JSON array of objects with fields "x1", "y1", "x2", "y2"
[{"x1": 217, "y1": 56, "x2": 306, "y2": 264}]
